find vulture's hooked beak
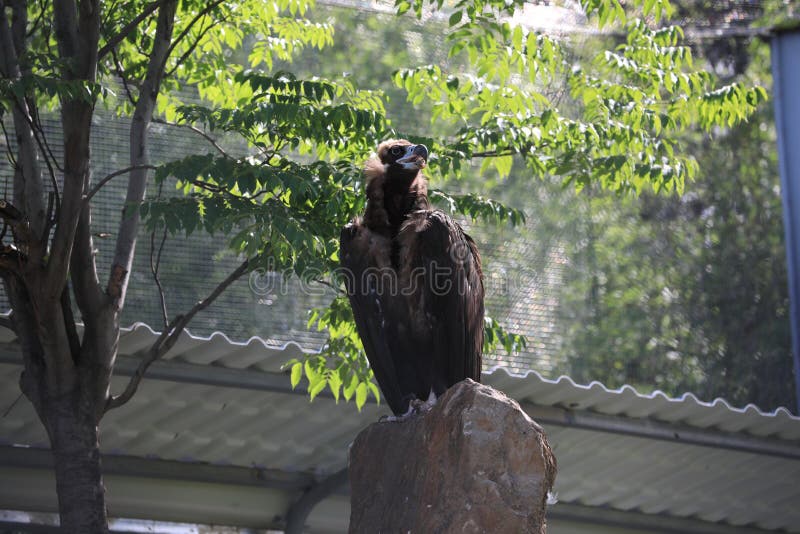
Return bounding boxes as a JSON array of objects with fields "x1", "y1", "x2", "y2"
[{"x1": 397, "y1": 144, "x2": 428, "y2": 171}]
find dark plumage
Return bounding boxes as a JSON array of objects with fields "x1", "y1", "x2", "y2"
[{"x1": 340, "y1": 139, "x2": 484, "y2": 417}]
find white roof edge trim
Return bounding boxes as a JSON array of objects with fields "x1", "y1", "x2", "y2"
[
  {"x1": 2, "y1": 312, "x2": 798, "y2": 423},
  {"x1": 119, "y1": 321, "x2": 323, "y2": 356},
  {"x1": 484, "y1": 364, "x2": 800, "y2": 421}
]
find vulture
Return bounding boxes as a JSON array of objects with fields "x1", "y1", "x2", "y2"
[{"x1": 340, "y1": 139, "x2": 484, "y2": 418}]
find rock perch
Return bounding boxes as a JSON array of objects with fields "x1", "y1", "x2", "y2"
[{"x1": 348, "y1": 379, "x2": 557, "y2": 533}]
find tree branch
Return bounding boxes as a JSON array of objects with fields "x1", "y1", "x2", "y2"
[
  {"x1": 314, "y1": 278, "x2": 346, "y2": 296},
  {"x1": 149, "y1": 200, "x2": 169, "y2": 330},
  {"x1": 18, "y1": 100, "x2": 60, "y2": 203},
  {"x1": 1, "y1": 2, "x2": 46, "y2": 258},
  {"x1": 60, "y1": 285, "x2": 81, "y2": 362},
  {"x1": 84, "y1": 164, "x2": 158, "y2": 203},
  {"x1": 46, "y1": 0, "x2": 101, "y2": 299},
  {"x1": 471, "y1": 149, "x2": 518, "y2": 158},
  {"x1": 107, "y1": 0, "x2": 178, "y2": 310},
  {"x1": 98, "y1": 0, "x2": 165, "y2": 60},
  {"x1": 162, "y1": 0, "x2": 225, "y2": 72},
  {"x1": 164, "y1": 13, "x2": 226, "y2": 79},
  {"x1": 111, "y1": 46, "x2": 138, "y2": 106},
  {"x1": 2, "y1": 276, "x2": 47, "y2": 419},
  {"x1": 70, "y1": 204, "x2": 105, "y2": 314},
  {"x1": 152, "y1": 118, "x2": 232, "y2": 158},
  {"x1": 105, "y1": 258, "x2": 252, "y2": 412},
  {"x1": 25, "y1": 1, "x2": 47, "y2": 40}
]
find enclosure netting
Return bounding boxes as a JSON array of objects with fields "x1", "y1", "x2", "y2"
[{"x1": 1, "y1": 0, "x2": 794, "y2": 412}]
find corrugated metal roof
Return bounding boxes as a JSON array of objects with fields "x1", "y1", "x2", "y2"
[
  {"x1": 1, "y1": 322, "x2": 800, "y2": 532},
  {"x1": 8, "y1": 319, "x2": 791, "y2": 439}
]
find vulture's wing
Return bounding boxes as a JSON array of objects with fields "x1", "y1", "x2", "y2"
[
  {"x1": 410, "y1": 211, "x2": 484, "y2": 387},
  {"x1": 339, "y1": 224, "x2": 406, "y2": 415}
]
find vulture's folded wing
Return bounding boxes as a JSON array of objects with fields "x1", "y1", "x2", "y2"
[
  {"x1": 407, "y1": 211, "x2": 484, "y2": 387},
  {"x1": 339, "y1": 223, "x2": 406, "y2": 415}
]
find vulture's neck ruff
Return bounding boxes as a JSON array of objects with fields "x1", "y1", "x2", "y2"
[{"x1": 363, "y1": 142, "x2": 430, "y2": 236}]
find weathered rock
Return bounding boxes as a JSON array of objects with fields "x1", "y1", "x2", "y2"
[{"x1": 348, "y1": 379, "x2": 557, "y2": 534}]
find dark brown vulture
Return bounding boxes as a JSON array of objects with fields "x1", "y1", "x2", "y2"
[{"x1": 340, "y1": 139, "x2": 484, "y2": 418}]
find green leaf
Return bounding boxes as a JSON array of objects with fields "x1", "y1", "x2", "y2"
[
  {"x1": 309, "y1": 378, "x2": 327, "y2": 401},
  {"x1": 355, "y1": 381, "x2": 368, "y2": 411},
  {"x1": 328, "y1": 371, "x2": 343, "y2": 403},
  {"x1": 290, "y1": 362, "x2": 303, "y2": 389}
]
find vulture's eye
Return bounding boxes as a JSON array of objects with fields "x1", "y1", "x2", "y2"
[{"x1": 390, "y1": 146, "x2": 403, "y2": 156}]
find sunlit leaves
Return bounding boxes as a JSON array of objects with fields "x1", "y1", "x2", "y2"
[
  {"x1": 484, "y1": 316, "x2": 527, "y2": 356},
  {"x1": 174, "y1": 71, "x2": 385, "y2": 158},
  {"x1": 97, "y1": 0, "x2": 335, "y2": 119},
  {"x1": 299, "y1": 296, "x2": 381, "y2": 410},
  {"x1": 580, "y1": 0, "x2": 675, "y2": 27},
  {"x1": 392, "y1": 0, "x2": 766, "y2": 195},
  {"x1": 146, "y1": 153, "x2": 362, "y2": 271},
  {"x1": 144, "y1": 64, "x2": 386, "y2": 408},
  {"x1": 429, "y1": 190, "x2": 526, "y2": 226},
  {"x1": 0, "y1": 74, "x2": 113, "y2": 112}
]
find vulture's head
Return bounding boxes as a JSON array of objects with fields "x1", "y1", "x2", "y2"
[
  {"x1": 363, "y1": 139, "x2": 431, "y2": 227},
  {"x1": 376, "y1": 139, "x2": 428, "y2": 173}
]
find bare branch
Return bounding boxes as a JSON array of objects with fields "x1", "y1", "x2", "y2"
[
  {"x1": 152, "y1": 118, "x2": 232, "y2": 159},
  {"x1": 25, "y1": 0, "x2": 47, "y2": 39},
  {"x1": 84, "y1": 164, "x2": 158, "y2": 203},
  {"x1": 471, "y1": 149, "x2": 518, "y2": 158},
  {"x1": 41, "y1": 191, "x2": 55, "y2": 242},
  {"x1": 105, "y1": 258, "x2": 251, "y2": 412},
  {"x1": 107, "y1": 0, "x2": 178, "y2": 309},
  {"x1": 149, "y1": 181, "x2": 169, "y2": 330},
  {"x1": 60, "y1": 285, "x2": 81, "y2": 362},
  {"x1": 18, "y1": 103, "x2": 60, "y2": 201},
  {"x1": 314, "y1": 278, "x2": 346, "y2": 296},
  {"x1": 1, "y1": 2, "x2": 46, "y2": 255},
  {"x1": 31, "y1": 105, "x2": 64, "y2": 173},
  {"x1": 70, "y1": 199, "x2": 106, "y2": 317},
  {"x1": 98, "y1": 0, "x2": 165, "y2": 60},
  {"x1": 2, "y1": 392, "x2": 24, "y2": 418},
  {"x1": 111, "y1": 47, "x2": 138, "y2": 106}
]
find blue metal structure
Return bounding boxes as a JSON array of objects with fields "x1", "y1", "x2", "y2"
[{"x1": 772, "y1": 26, "x2": 800, "y2": 414}]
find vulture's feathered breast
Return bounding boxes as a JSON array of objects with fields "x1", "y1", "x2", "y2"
[{"x1": 340, "y1": 139, "x2": 484, "y2": 417}]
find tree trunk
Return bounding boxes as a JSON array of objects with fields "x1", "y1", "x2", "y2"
[
  {"x1": 47, "y1": 392, "x2": 108, "y2": 533},
  {"x1": 6, "y1": 278, "x2": 111, "y2": 533}
]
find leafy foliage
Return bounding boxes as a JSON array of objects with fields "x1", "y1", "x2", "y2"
[
  {"x1": 391, "y1": 0, "x2": 767, "y2": 195},
  {"x1": 552, "y1": 35, "x2": 795, "y2": 410}
]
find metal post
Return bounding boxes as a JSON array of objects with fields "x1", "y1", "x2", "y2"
[{"x1": 772, "y1": 25, "x2": 800, "y2": 414}]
